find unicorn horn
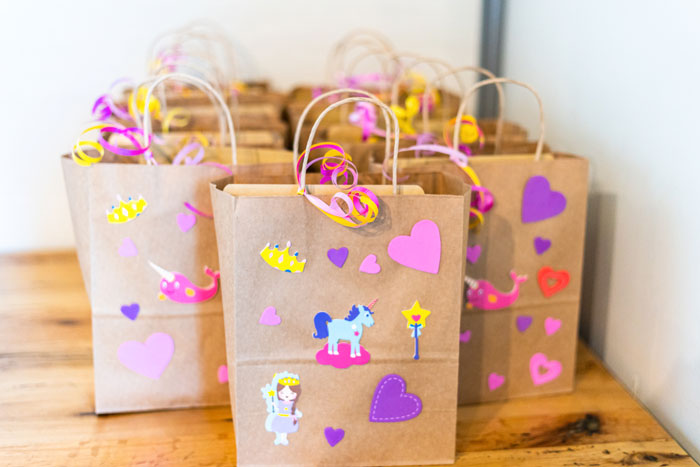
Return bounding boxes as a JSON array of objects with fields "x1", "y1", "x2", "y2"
[
  {"x1": 464, "y1": 275, "x2": 478, "y2": 289},
  {"x1": 367, "y1": 298, "x2": 378, "y2": 310},
  {"x1": 148, "y1": 260, "x2": 175, "y2": 282}
]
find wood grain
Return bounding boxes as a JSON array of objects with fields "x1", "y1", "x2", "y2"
[{"x1": 0, "y1": 251, "x2": 694, "y2": 466}]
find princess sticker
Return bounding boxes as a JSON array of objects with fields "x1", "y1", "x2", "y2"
[
  {"x1": 261, "y1": 372, "x2": 302, "y2": 446},
  {"x1": 313, "y1": 299, "x2": 377, "y2": 369}
]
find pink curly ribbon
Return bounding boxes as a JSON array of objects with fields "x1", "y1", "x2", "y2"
[
  {"x1": 184, "y1": 201, "x2": 213, "y2": 218},
  {"x1": 172, "y1": 141, "x2": 205, "y2": 166}
]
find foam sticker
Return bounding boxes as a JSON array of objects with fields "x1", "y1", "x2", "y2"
[
  {"x1": 522, "y1": 176, "x2": 567, "y2": 223},
  {"x1": 534, "y1": 236, "x2": 552, "y2": 255},
  {"x1": 117, "y1": 332, "x2": 174, "y2": 380},
  {"x1": 400, "y1": 300, "x2": 431, "y2": 360},
  {"x1": 217, "y1": 365, "x2": 229, "y2": 383},
  {"x1": 184, "y1": 201, "x2": 213, "y2": 219},
  {"x1": 466, "y1": 245, "x2": 482, "y2": 264},
  {"x1": 261, "y1": 371, "x2": 302, "y2": 445},
  {"x1": 259, "y1": 306, "x2": 281, "y2": 326},
  {"x1": 148, "y1": 261, "x2": 220, "y2": 303},
  {"x1": 327, "y1": 247, "x2": 349, "y2": 268},
  {"x1": 313, "y1": 300, "x2": 377, "y2": 368},
  {"x1": 369, "y1": 374, "x2": 422, "y2": 423},
  {"x1": 544, "y1": 317, "x2": 562, "y2": 335},
  {"x1": 530, "y1": 353, "x2": 562, "y2": 386},
  {"x1": 118, "y1": 237, "x2": 138, "y2": 257},
  {"x1": 176, "y1": 212, "x2": 197, "y2": 233},
  {"x1": 516, "y1": 315, "x2": 533, "y2": 333},
  {"x1": 260, "y1": 241, "x2": 306, "y2": 273},
  {"x1": 488, "y1": 372, "x2": 505, "y2": 391},
  {"x1": 459, "y1": 330, "x2": 472, "y2": 343},
  {"x1": 359, "y1": 254, "x2": 381, "y2": 274},
  {"x1": 387, "y1": 219, "x2": 441, "y2": 274},
  {"x1": 120, "y1": 303, "x2": 140, "y2": 321},
  {"x1": 465, "y1": 271, "x2": 527, "y2": 310},
  {"x1": 324, "y1": 427, "x2": 345, "y2": 447},
  {"x1": 107, "y1": 195, "x2": 147, "y2": 223},
  {"x1": 537, "y1": 266, "x2": 570, "y2": 298}
]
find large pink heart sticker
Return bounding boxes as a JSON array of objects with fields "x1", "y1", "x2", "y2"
[
  {"x1": 117, "y1": 332, "x2": 174, "y2": 380},
  {"x1": 529, "y1": 352, "x2": 562, "y2": 386},
  {"x1": 369, "y1": 374, "x2": 422, "y2": 422},
  {"x1": 387, "y1": 219, "x2": 441, "y2": 274}
]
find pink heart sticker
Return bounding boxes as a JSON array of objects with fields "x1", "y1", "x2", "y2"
[
  {"x1": 217, "y1": 365, "x2": 228, "y2": 384},
  {"x1": 387, "y1": 219, "x2": 441, "y2": 274},
  {"x1": 176, "y1": 212, "x2": 196, "y2": 233},
  {"x1": 459, "y1": 330, "x2": 472, "y2": 343},
  {"x1": 529, "y1": 352, "x2": 562, "y2": 386},
  {"x1": 359, "y1": 254, "x2": 381, "y2": 274},
  {"x1": 117, "y1": 332, "x2": 174, "y2": 380},
  {"x1": 488, "y1": 372, "x2": 505, "y2": 391},
  {"x1": 544, "y1": 317, "x2": 562, "y2": 335},
  {"x1": 118, "y1": 237, "x2": 138, "y2": 257},
  {"x1": 259, "y1": 306, "x2": 281, "y2": 326}
]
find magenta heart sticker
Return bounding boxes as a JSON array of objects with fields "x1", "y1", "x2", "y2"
[
  {"x1": 369, "y1": 374, "x2": 422, "y2": 422},
  {"x1": 516, "y1": 315, "x2": 533, "y2": 332},
  {"x1": 466, "y1": 244, "x2": 482, "y2": 264},
  {"x1": 176, "y1": 212, "x2": 197, "y2": 232},
  {"x1": 459, "y1": 330, "x2": 472, "y2": 343},
  {"x1": 217, "y1": 365, "x2": 228, "y2": 383},
  {"x1": 120, "y1": 303, "x2": 140, "y2": 321},
  {"x1": 522, "y1": 176, "x2": 567, "y2": 223},
  {"x1": 259, "y1": 306, "x2": 281, "y2": 326},
  {"x1": 324, "y1": 427, "x2": 345, "y2": 447},
  {"x1": 534, "y1": 236, "x2": 552, "y2": 255},
  {"x1": 387, "y1": 219, "x2": 441, "y2": 274},
  {"x1": 488, "y1": 372, "x2": 505, "y2": 391},
  {"x1": 359, "y1": 254, "x2": 381, "y2": 274},
  {"x1": 529, "y1": 352, "x2": 562, "y2": 386},
  {"x1": 544, "y1": 317, "x2": 562, "y2": 335},
  {"x1": 118, "y1": 237, "x2": 138, "y2": 257},
  {"x1": 327, "y1": 247, "x2": 349, "y2": 268},
  {"x1": 117, "y1": 332, "x2": 174, "y2": 380}
]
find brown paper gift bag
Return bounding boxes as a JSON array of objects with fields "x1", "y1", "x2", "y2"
[
  {"x1": 61, "y1": 73, "x2": 288, "y2": 413},
  {"x1": 211, "y1": 97, "x2": 469, "y2": 466},
  {"x1": 373, "y1": 78, "x2": 589, "y2": 404}
]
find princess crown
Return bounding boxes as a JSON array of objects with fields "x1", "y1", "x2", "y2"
[
  {"x1": 106, "y1": 195, "x2": 147, "y2": 223},
  {"x1": 260, "y1": 241, "x2": 306, "y2": 273},
  {"x1": 274, "y1": 371, "x2": 300, "y2": 387}
]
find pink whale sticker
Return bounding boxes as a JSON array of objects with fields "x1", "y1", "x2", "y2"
[
  {"x1": 387, "y1": 219, "x2": 441, "y2": 274},
  {"x1": 465, "y1": 271, "x2": 527, "y2": 310},
  {"x1": 149, "y1": 261, "x2": 220, "y2": 303},
  {"x1": 529, "y1": 352, "x2": 562, "y2": 386},
  {"x1": 117, "y1": 332, "x2": 174, "y2": 380}
]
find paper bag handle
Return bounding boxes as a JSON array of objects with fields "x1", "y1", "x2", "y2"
[
  {"x1": 299, "y1": 97, "x2": 400, "y2": 193},
  {"x1": 142, "y1": 72, "x2": 237, "y2": 165},
  {"x1": 454, "y1": 78, "x2": 544, "y2": 162},
  {"x1": 325, "y1": 29, "x2": 394, "y2": 86},
  {"x1": 422, "y1": 66, "x2": 505, "y2": 153},
  {"x1": 292, "y1": 88, "x2": 393, "y2": 167}
]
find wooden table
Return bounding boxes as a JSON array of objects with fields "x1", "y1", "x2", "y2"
[{"x1": 1, "y1": 251, "x2": 695, "y2": 466}]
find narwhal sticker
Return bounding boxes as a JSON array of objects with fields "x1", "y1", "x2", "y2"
[
  {"x1": 465, "y1": 271, "x2": 527, "y2": 310},
  {"x1": 148, "y1": 261, "x2": 220, "y2": 303}
]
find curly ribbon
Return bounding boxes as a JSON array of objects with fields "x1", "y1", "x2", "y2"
[
  {"x1": 184, "y1": 201, "x2": 213, "y2": 219},
  {"x1": 336, "y1": 72, "x2": 388, "y2": 88},
  {"x1": 402, "y1": 144, "x2": 493, "y2": 229},
  {"x1": 443, "y1": 115, "x2": 485, "y2": 155},
  {"x1": 296, "y1": 142, "x2": 379, "y2": 228},
  {"x1": 390, "y1": 94, "x2": 420, "y2": 135},
  {"x1": 348, "y1": 102, "x2": 377, "y2": 142},
  {"x1": 72, "y1": 124, "x2": 152, "y2": 166},
  {"x1": 162, "y1": 107, "x2": 191, "y2": 133},
  {"x1": 128, "y1": 86, "x2": 162, "y2": 122}
]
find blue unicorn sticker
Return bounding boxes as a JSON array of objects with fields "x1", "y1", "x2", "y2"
[{"x1": 313, "y1": 299, "x2": 377, "y2": 369}]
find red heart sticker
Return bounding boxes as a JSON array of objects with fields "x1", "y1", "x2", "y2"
[{"x1": 537, "y1": 266, "x2": 570, "y2": 298}]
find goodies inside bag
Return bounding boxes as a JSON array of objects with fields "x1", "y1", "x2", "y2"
[
  {"x1": 62, "y1": 73, "x2": 290, "y2": 413},
  {"x1": 211, "y1": 97, "x2": 470, "y2": 466}
]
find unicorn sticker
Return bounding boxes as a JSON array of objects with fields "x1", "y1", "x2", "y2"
[
  {"x1": 148, "y1": 260, "x2": 220, "y2": 304},
  {"x1": 313, "y1": 299, "x2": 377, "y2": 369}
]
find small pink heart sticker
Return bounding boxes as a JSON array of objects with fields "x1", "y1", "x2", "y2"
[
  {"x1": 459, "y1": 330, "x2": 472, "y2": 343},
  {"x1": 488, "y1": 372, "x2": 505, "y2": 391},
  {"x1": 176, "y1": 213, "x2": 196, "y2": 233},
  {"x1": 259, "y1": 306, "x2": 281, "y2": 326},
  {"x1": 529, "y1": 353, "x2": 562, "y2": 386},
  {"x1": 359, "y1": 254, "x2": 381, "y2": 274},
  {"x1": 544, "y1": 317, "x2": 562, "y2": 335},
  {"x1": 217, "y1": 365, "x2": 228, "y2": 384}
]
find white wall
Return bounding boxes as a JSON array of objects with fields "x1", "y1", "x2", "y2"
[
  {"x1": 501, "y1": 0, "x2": 700, "y2": 459},
  {"x1": 0, "y1": 0, "x2": 481, "y2": 252}
]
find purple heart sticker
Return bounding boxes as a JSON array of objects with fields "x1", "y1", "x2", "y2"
[
  {"x1": 534, "y1": 236, "x2": 552, "y2": 255},
  {"x1": 522, "y1": 176, "x2": 567, "y2": 223},
  {"x1": 327, "y1": 247, "x2": 349, "y2": 268},
  {"x1": 324, "y1": 427, "x2": 345, "y2": 447},
  {"x1": 120, "y1": 303, "x2": 140, "y2": 321},
  {"x1": 369, "y1": 374, "x2": 422, "y2": 423},
  {"x1": 466, "y1": 245, "x2": 482, "y2": 264},
  {"x1": 516, "y1": 315, "x2": 533, "y2": 332}
]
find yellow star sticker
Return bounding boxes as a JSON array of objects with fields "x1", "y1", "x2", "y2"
[{"x1": 401, "y1": 300, "x2": 431, "y2": 329}]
